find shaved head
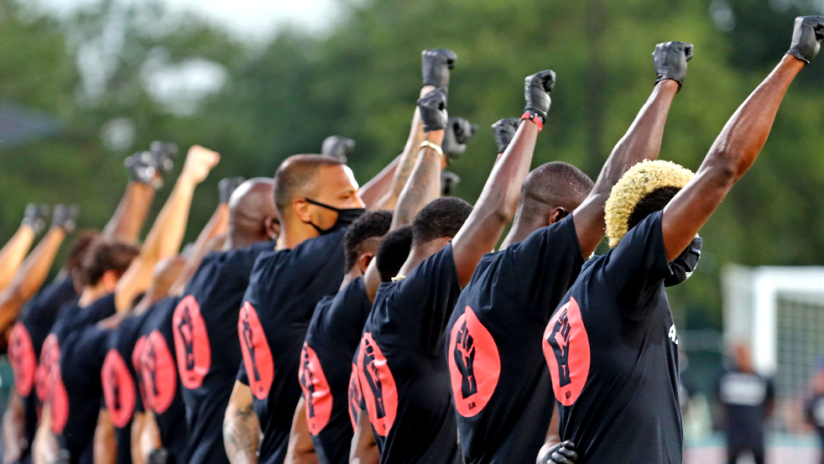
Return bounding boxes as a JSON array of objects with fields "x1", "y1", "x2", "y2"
[
  {"x1": 227, "y1": 177, "x2": 279, "y2": 249},
  {"x1": 273, "y1": 155, "x2": 346, "y2": 220},
  {"x1": 513, "y1": 162, "x2": 593, "y2": 227}
]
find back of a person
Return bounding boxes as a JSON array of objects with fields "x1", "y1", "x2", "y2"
[{"x1": 719, "y1": 370, "x2": 771, "y2": 448}]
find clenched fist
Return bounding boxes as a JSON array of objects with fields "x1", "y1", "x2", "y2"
[
  {"x1": 788, "y1": 16, "x2": 824, "y2": 63},
  {"x1": 653, "y1": 41, "x2": 693, "y2": 90},
  {"x1": 422, "y1": 49, "x2": 457, "y2": 88},
  {"x1": 418, "y1": 88, "x2": 449, "y2": 132},
  {"x1": 181, "y1": 145, "x2": 220, "y2": 184},
  {"x1": 492, "y1": 118, "x2": 519, "y2": 154},
  {"x1": 524, "y1": 70, "x2": 556, "y2": 123},
  {"x1": 442, "y1": 117, "x2": 478, "y2": 163}
]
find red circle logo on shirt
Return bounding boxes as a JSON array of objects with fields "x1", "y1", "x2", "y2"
[
  {"x1": 132, "y1": 336, "x2": 148, "y2": 408},
  {"x1": 36, "y1": 334, "x2": 60, "y2": 403},
  {"x1": 348, "y1": 363, "x2": 362, "y2": 432},
  {"x1": 448, "y1": 306, "x2": 501, "y2": 417},
  {"x1": 101, "y1": 349, "x2": 137, "y2": 428},
  {"x1": 543, "y1": 297, "x2": 590, "y2": 406},
  {"x1": 298, "y1": 343, "x2": 332, "y2": 435},
  {"x1": 356, "y1": 333, "x2": 397, "y2": 437},
  {"x1": 238, "y1": 302, "x2": 274, "y2": 400},
  {"x1": 9, "y1": 323, "x2": 36, "y2": 396},
  {"x1": 141, "y1": 331, "x2": 177, "y2": 414},
  {"x1": 172, "y1": 295, "x2": 211, "y2": 389},
  {"x1": 50, "y1": 357, "x2": 68, "y2": 435}
]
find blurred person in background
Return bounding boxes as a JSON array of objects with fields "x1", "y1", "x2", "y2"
[
  {"x1": 804, "y1": 355, "x2": 824, "y2": 464},
  {"x1": 717, "y1": 343, "x2": 775, "y2": 464}
]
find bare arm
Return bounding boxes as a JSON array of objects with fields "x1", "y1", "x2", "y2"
[
  {"x1": 94, "y1": 409, "x2": 117, "y2": 464},
  {"x1": 115, "y1": 146, "x2": 219, "y2": 311},
  {"x1": 0, "y1": 226, "x2": 36, "y2": 292},
  {"x1": 0, "y1": 227, "x2": 67, "y2": 331},
  {"x1": 284, "y1": 397, "x2": 318, "y2": 464},
  {"x1": 573, "y1": 79, "x2": 679, "y2": 256},
  {"x1": 133, "y1": 411, "x2": 161, "y2": 464},
  {"x1": 102, "y1": 182, "x2": 156, "y2": 243},
  {"x1": 3, "y1": 391, "x2": 25, "y2": 464},
  {"x1": 662, "y1": 55, "x2": 804, "y2": 260},
  {"x1": 348, "y1": 409, "x2": 378, "y2": 464},
  {"x1": 32, "y1": 405, "x2": 59, "y2": 464},
  {"x1": 168, "y1": 202, "x2": 229, "y2": 296},
  {"x1": 224, "y1": 382, "x2": 259, "y2": 464}
]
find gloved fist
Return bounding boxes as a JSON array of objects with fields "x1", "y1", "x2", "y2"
[
  {"x1": 218, "y1": 177, "x2": 246, "y2": 204},
  {"x1": 492, "y1": 118, "x2": 520, "y2": 154},
  {"x1": 442, "y1": 117, "x2": 478, "y2": 163},
  {"x1": 418, "y1": 88, "x2": 449, "y2": 132},
  {"x1": 422, "y1": 49, "x2": 457, "y2": 88},
  {"x1": 524, "y1": 70, "x2": 556, "y2": 123},
  {"x1": 181, "y1": 145, "x2": 220, "y2": 184},
  {"x1": 538, "y1": 441, "x2": 577, "y2": 464},
  {"x1": 146, "y1": 448, "x2": 169, "y2": 464},
  {"x1": 51, "y1": 205, "x2": 79, "y2": 232},
  {"x1": 322, "y1": 136, "x2": 356, "y2": 163},
  {"x1": 22, "y1": 204, "x2": 49, "y2": 235},
  {"x1": 652, "y1": 41, "x2": 693, "y2": 90},
  {"x1": 441, "y1": 171, "x2": 461, "y2": 196},
  {"x1": 150, "y1": 141, "x2": 178, "y2": 175},
  {"x1": 788, "y1": 16, "x2": 824, "y2": 63},
  {"x1": 125, "y1": 151, "x2": 157, "y2": 186}
]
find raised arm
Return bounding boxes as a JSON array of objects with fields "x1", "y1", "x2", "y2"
[
  {"x1": 662, "y1": 18, "x2": 818, "y2": 261},
  {"x1": 0, "y1": 205, "x2": 47, "y2": 291},
  {"x1": 284, "y1": 398, "x2": 318, "y2": 464},
  {"x1": 224, "y1": 381, "x2": 260, "y2": 464},
  {"x1": 450, "y1": 71, "x2": 555, "y2": 286},
  {"x1": 114, "y1": 146, "x2": 219, "y2": 311},
  {"x1": 572, "y1": 41, "x2": 690, "y2": 257}
]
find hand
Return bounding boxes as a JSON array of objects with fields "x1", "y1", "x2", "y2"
[
  {"x1": 442, "y1": 117, "x2": 478, "y2": 163},
  {"x1": 652, "y1": 41, "x2": 693, "y2": 90},
  {"x1": 22, "y1": 204, "x2": 49, "y2": 235},
  {"x1": 218, "y1": 177, "x2": 245, "y2": 204},
  {"x1": 321, "y1": 136, "x2": 356, "y2": 163},
  {"x1": 418, "y1": 88, "x2": 449, "y2": 132},
  {"x1": 441, "y1": 171, "x2": 461, "y2": 196},
  {"x1": 150, "y1": 141, "x2": 178, "y2": 175},
  {"x1": 788, "y1": 16, "x2": 824, "y2": 63},
  {"x1": 538, "y1": 441, "x2": 577, "y2": 464},
  {"x1": 124, "y1": 151, "x2": 157, "y2": 186},
  {"x1": 422, "y1": 49, "x2": 457, "y2": 88},
  {"x1": 181, "y1": 145, "x2": 220, "y2": 184},
  {"x1": 51, "y1": 205, "x2": 79, "y2": 232},
  {"x1": 147, "y1": 448, "x2": 168, "y2": 464},
  {"x1": 492, "y1": 118, "x2": 520, "y2": 154},
  {"x1": 524, "y1": 70, "x2": 556, "y2": 122}
]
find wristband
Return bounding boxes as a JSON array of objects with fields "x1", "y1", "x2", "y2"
[
  {"x1": 521, "y1": 111, "x2": 544, "y2": 132},
  {"x1": 420, "y1": 141, "x2": 444, "y2": 157}
]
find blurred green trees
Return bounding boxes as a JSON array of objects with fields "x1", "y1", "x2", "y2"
[{"x1": 2, "y1": 0, "x2": 824, "y2": 328}]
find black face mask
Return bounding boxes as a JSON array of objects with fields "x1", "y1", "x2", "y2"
[{"x1": 304, "y1": 198, "x2": 365, "y2": 235}]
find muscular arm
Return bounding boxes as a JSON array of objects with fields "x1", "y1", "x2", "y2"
[
  {"x1": 0, "y1": 227, "x2": 67, "y2": 331},
  {"x1": 348, "y1": 408, "x2": 378, "y2": 464},
  {"x1": 0, "y1": 226, "x2": 36, "y2": 292},
  {"x1": 573, "y1": 79, "x2": 679, "y2": 256},
  {"x1": 115, "y1": 147, "x2": 219, "y2": 311},
  {"x1": 224, "y1": 382, "x2": 260, "y2": 464},
  {"x1": 94, "y1": 409, "x2": 116, "y2": 464},
  {"x1": 3, "y1": 391, "x2": 25, "y2": 464},
  {"x1": 662, "y1": 55, "x2": 804, "y2": 260},
  {"x1": 284, "y1": 397, "x2": 318, "y2": 464},
  {"x1": 102, "y1": 182, "x2": 156, "y2": 243},
  {"x1": 168, "y1": 202, "x2": 229, "y2": 296}
]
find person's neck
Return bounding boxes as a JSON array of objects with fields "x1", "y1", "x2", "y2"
[
  {"x1": 339, "y1": 267, "x2": 364, "y2": 291},
  {"x1": 500, "y1": 219, "x2": 545, "y2": 251},
  {"x1": 79, "y1": 284, "x2": 110, "y2": 307},
  {"x1": 225, "y1": 230, "x2": 268, "y2": 251},
  {"x1": 398, "y1": 242, "x2": 443, "y2": 277},
  {"x1": 277, "y1": 221, "x2": 319, "y2": 251}
]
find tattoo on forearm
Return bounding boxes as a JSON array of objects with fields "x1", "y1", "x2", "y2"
[{"x1": 223, "y1": 406, "x2": 259, "y2": 464}]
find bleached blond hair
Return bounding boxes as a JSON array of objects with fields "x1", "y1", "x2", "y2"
[{"x1": 604, "y1": 160, "x2": 694, "y2": 247}]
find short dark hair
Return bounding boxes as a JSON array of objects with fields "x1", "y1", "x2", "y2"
[
  {"x1": 411, "y1": 197, "x2": 473, "y2": 246},
  {"x1": 627, "y1": 186, "x2": 681, "y2": 231},
  {"x1": 78, "y1": 239, "x2": 140, "y2": 287},
  {"x1": 65, "y1": 231, "x2": 100, "y2": 274},
  {"x1": 343, "y1": 211, "x2": 393, "y2": 272},
  {"x1": 376, "y1": 225, "x2": 413, "y2": 282},
  {"x1": 517, "y1": 162, "x2": 593, "y2": 221},
  {"x1": 273, "y1": 155, "x2": 344, "y2": 219}
]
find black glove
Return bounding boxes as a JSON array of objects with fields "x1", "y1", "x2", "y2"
[
  {"x1": 441, "y1": 117, "x2": 478, "y2": 163},
  {"x1": 418, "y1": 88, "x2": 448, "y2": 132},
  {"x1": 22, "y1": 204, "x2": 49, "y2": 235},
  {"x1": 56, "y1": 450, "x2": 71, "y2": 464},
  {"x1": 788, "y1": 16, "x2": 824, "y2": 63},
  {"x1": 150, "y1": 141, "x2": 178, "y2": 175},
  {"x1": 491, "y1": 118, "x2": 520, "y2": 154},
  {"x1": 524, "y1": 70, "x2": 556, "y2": 123},
  {"x1": 653, "y1": 41, "x2": 693, "y2": 90},
  {"x1": 441, "y1": 171, "x2": 461, "y2": 196},
  {"x1": 539, "y1": 441, "x2": 577, "y2": 464},
  {"x1": 147, "y1": 448, "x2": 169, "y2": 464},
  {"x1": 322, "y1": 136, "x2": 356, "y2": 163},
  {"x1": 422, "y1": 49, "x2": 457, "y2": 88},
  {"x1": 51, "y1": 205, "x2": 79, "y2": 232},
  {"x1": 218, "y1": 177, "x2": 246, "y2": 204},
  {"x1": 665, "y1": 236, "x2": 702, "y2": 287}
]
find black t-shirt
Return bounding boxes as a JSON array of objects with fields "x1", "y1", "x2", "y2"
[
  {"x1": 357, "y1": 244, "x2": 462, "y2": 464},
  {"x1": 301, "y1": 276, "x2": 372, "y2": 464},
  {"x1": 444, "y1": 216, "x2": 584, "y2": 464},
  {"x1": 137, "y1": 296, "x2": 188, "y2": 462},
  {"x1": 717, "y1": 369, "x2": 774, "y2": 446},
  {"x1": 172, "y1": 241, "x2": 274, "y2": 464},
  {"x1": 546, "y1": 211, "x2": 681, "y2": 464},
  {"x1": 236, "y1": 229, "x2": 346, "y2": 464},
  {"x1": 102, "y1": 309, "x2": 155, "y2": 464},
  {"x1": 9, "y1": 276, "x2": 77, "y2": 464}
]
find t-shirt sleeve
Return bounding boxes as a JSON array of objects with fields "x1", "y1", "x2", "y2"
[
  {"x1": 499, "y1": 215, "x2": 585, "y2": 318},
  {"x1": 236, "y1": 362, "x2": 248, "y2": 385},
  {"x1": 665, "y1": 236, "x2": 702, "y2": 288},
  {"x1": 392, "y1": 244, "x2": 461, "y2": 355},
  {"x1": 601, "y1": 211, "x2": 673, "y2": 320}
]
